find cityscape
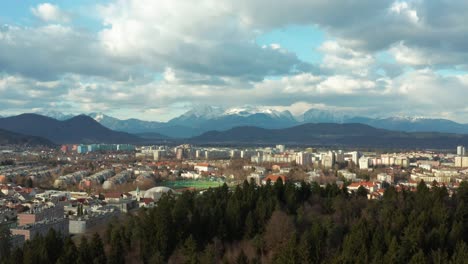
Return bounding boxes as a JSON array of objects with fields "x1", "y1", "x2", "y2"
[{"x1": 2, "y1": 1, "x2": 468, "y2": 263}]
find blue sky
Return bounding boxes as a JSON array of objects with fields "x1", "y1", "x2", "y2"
[{"x1": 1, "y1": 1, "x2": 468, "y2": 122}]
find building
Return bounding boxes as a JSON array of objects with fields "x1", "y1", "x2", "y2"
[
  {"x1": 247, "y1": 173, "x2": 263, "y2": 185},
  {"x1": 295, "y1": 152, "x2": 312, "y2": 166},
  {"x1": 457, "y1": 146, "x2": 466, "y2": 156},
  {"x1": 350, "y1": 151, "x2": 360, "y2": 165},
  {"x1": 335, "y1": 151, "x2": 345, "y2": 163},
  {"x1": 11, "y1": 218, "x2": 69, "y2": 240},
  {"x1": 377, "y1": 173, "x2": 393, "y2": 183},
  {"x1": 322, "y1": 152, "x2": 335, "y2": 168},
  {"x1": 153, "y1": 150, "x2": 167, "y2": 161},
  {"x1": 18, "y1": 202, "x2": 65, "y2": 226},
  {"x1": 69, "y1": 209, "x2": 119, "y2": 234},
  {"x1": 276, "y1": 145, "x2": 285, "y2": 153},
  {"x1": 261, "y1": 175, "x2": 287, "y2": 185},
  {"x1": 338, "y1": 170, "x2": 357, "y2": 181},
  {"x1": 194, "y1": 163, "x2": 215, "y2": 172},
  {"x1": 455, "y1": 156, "x2": 468, "y2": 167},
  {"x1": 359, "y1": 157, "x2": 370, "y2": 169},
  {"x1": 347, "y1": 182, "x2": 379, "y2": 193}
]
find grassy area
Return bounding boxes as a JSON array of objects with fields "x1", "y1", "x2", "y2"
[{"x1": 160, "y1": 180, "x2": 225, "y2": 190}]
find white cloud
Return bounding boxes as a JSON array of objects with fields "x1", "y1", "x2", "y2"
[
  {"x1": 31, "y1": 3, "x2": 70, "y2": 23},
  {"x1": 319, "y1": 41, "x2": 375, "y2": 76},
  {"x1": 97, "y1": 0, "x2": 306, "y2": 81},
  {"x1": 389, "y1": 1, "x2": 419, "y2": 24},
  {"x1": 3, "y1": 0, "x2": 468, "y2": 122}
]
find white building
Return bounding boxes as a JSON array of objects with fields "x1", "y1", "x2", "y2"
[
  {"x1": 359, "y1": 157, "x2": 370, "y2": 169},
  {"x1": 457, "y1": 146, "x2": 466, "y2": 156},
  {"x1": 276, "y1": 145, "x2": 285, "y2": 153},
  {"x1": 350, "y1": 151, "x2": 360, "y2": 165},
  {"x1": 338, "y1": 170, "x2": 357, "y2": 181},
  {"x1": 194, "y1": 163, "x2": 215, "y2": 172},
  {"x1": 377, "y1": 173, "x2": 393, "y2": 183},
  {"x1": 295, "y1": 152, "x2": 312, "y2": 166}
]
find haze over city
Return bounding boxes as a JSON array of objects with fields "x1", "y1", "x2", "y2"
[{"x1": 1, "y1": 1, "x2": 468, "y2": 122}]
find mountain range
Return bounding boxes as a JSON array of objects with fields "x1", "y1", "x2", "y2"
[
  {"x1": 1, "y1": 113, "x2": 468, "y2": 149},
  {"x1": 0, "y1": 114, "x2": 143, "y2": 144},
  {"x1": 89, "y1": 106, "x2": 468, "y2": 138},
  {"x1": 191, "y1": 123, "x2": 468, "y2": 149},
  {"x1": 4, "y1": 106, "x2": 468, "y2": 139}
]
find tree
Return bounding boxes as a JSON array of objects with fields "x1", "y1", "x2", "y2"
[
  {"x1": 89, "y1": 233, "x2": 106, "y2": 264},
  {"x1": 57, "y1": 237, "x2": 78, "y2": 264},
  {"x1": 44, "y1": 229, "x2": 62, "y2": 263},
  {"x1": 409, "y1": 249, "x2": 426, "y2": 264},
  {"x1": 25, "y1": 177, "x2": 33, "y2": 188},
  {"x1": 0, "y1": 224, "x2": 11, "y2": 260},
  {"x1": 108, "y1": 229, "x2": 125, "y2": 264},
  {"x1": 264, "y1": 210, "x2": 295, "y2": 253},
  {"x1": 78, "y1": 236, "x2": 92, "y2": 264},
  {"x1": 182, "y1": 235, "x2": 199, "y2": 264},
  {"x1": 451, "y1": 241, "x2": 468, "y2": 263},
  {"x1": 356, "y1": 186, "x2": 368, "y2": 198}
]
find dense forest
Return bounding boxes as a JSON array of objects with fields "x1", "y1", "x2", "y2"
[{"x1": 1, "y1": 180, "x2": 468, "y2": 263}]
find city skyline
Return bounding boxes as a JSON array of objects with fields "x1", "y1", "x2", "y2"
[{"x1": 1, "y1": 1, "x2": 468, "y2": 122}]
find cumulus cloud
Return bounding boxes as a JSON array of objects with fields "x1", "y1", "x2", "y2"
[
  {"x1": 0, "y1": 24, "x2": 131, "y2": 80},
  {"x1": 2, "y1": 0, "x2": 468, "y2": 122},
  {"x1": 31, "y1": 3, "x2": 70, "y2": 23},
  {"x1": 97, "y1": 0, "x2": 310, "y2": 81}
]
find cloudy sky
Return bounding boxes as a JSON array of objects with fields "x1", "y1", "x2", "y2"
[{"x1": 1, "y1": 0, "x2": 468, "y2": 122}]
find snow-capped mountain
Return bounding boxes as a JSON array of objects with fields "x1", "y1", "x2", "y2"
[
  {"x1": 223, "y1": 106, "x2": 295, "y2": 120},
  {"x1": 168, "y1": 105, "x2": 297, "y2": 130},
  {"x1": 31, "y1": 107, "x2": 468, "y2": 138},
  {"x1": 36, "y1": 110, "x2": 75, "y2": 121},
  {"x1": 302, "y1": 108, "x2": 350, "y2": 123}
]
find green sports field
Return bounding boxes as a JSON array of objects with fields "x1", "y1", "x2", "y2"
[{"x1": 161, "y1": 180, "x2": 225, "y2": 190}]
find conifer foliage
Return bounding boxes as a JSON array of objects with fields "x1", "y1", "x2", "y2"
[{"x1": 2, "y1": 180, "x2": 468, "y2": 263}]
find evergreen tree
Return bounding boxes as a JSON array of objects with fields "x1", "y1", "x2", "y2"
[
  {"x1": 89, "y1": 233, "x2": 107, "y2": 264},
  {"x1": 0, "y1": 224, "x2": 11, "y2": 260}
]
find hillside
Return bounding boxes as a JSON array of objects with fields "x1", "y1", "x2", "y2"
[
  {"x1": 0, "y1": 114, "x2": 143, "y2": 144},
  {"x1": 0, "y1": 128, "x2": 54, "y2": 146},
  {"x1": 191, "y1": 123, "x2": 468, "y2": 149}
]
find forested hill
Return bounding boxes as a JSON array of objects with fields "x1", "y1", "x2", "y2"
[
  {"x1": 191, "y1": 123, "x2": 468, "y2": 149},
  {"x1": 0, "y1": 128, "x2": 54, "y2": 146},
  {"x1": 1, "y1": 180, "x2": 468, "y2": 263}
]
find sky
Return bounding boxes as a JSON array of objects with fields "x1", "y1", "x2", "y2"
[{"x1": 1, "y1": 1, "x2": 468, "y2": 122}]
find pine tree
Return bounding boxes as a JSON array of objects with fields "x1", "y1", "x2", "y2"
[
  {"x1": 89, "y1": 233, "x2": 107, "y2": 264},
  {"x1": 0, "y1": 224, "x2": 11, "y2": 260},
  {"x1": 78, "y1": 236, "x2": 92, "y2": 264}
]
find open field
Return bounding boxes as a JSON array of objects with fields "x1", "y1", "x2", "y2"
[{"x1": 160, "y1": 180, "x2": 225, "y2": 190}]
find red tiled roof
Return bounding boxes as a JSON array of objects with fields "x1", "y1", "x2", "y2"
[
  {"x1": 141, "y1": 198, "x2": 154, "y2": 205},
  {"x1": 349, "y1": 182, "x2": 376, "y2": 188},
  {"x1": 263, "y1": 175, "x2": 287, "y2": 183},
  {"x1": 104, "y1": 192, "x2": 122, "y2": 199}
]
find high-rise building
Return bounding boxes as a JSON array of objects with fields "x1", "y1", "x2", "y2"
[
  {"x1": 295, "y1": 152, "x2": 312, "y2": 166},
  {"x1": 359, "y1": 157, "x2": 370, "y2": 169},
  {"x1": 322, "y1": 152, "x2": 335, "y2": 168},
  {"x1": 457, "y1": 146, "x2": 465, "y2": 156},
  {"x1": 350, "y1": 151, "x2": 360, "y2": 164}
]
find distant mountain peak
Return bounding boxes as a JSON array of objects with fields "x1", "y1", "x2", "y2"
[
  {"x1": 223, "y1": 105, "x2": 293, "y2": 119},
  {"x1": 0, "y1": 113, "x2": 142, "y2": 144},
  {"x1": 35, "y1": 110, "x2": 75, "y2": 121},
  {"x1": 181, "y1": 105, "x2": 225, "y2": 119},
  {"x1": 89, "y1": 112, "x2": 107, "y2": 122},
  {"x1": 388, "y1": 115, "x2": 429, "y2": 122}
]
